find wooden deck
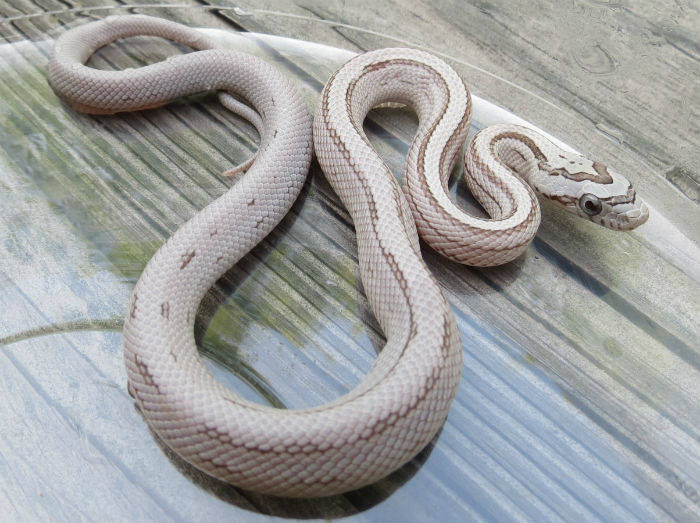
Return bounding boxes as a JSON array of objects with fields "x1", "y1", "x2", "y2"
[{"x1": 0, "y1": 1, "x2": 698, "y2": 521}]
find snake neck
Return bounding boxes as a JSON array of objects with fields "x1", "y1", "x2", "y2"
[
  {"x1": 469, "y1": 125, "x2": 559, "y2": 188},
  {"x1": 341, "y1": 52, "x2": 470, "y2": 152},
  {"x1": 468, "y1": 124, "x2": 649, "y2": 230}
]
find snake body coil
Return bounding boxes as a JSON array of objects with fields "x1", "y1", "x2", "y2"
[{"x1": 48, "y1": 15, "x2": 648, "y2": 498}]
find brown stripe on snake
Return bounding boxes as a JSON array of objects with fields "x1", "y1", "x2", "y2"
[
  {"x1": 320, "y1": 63, "x2": 452, "y2": 389},
  {"x1": 412, "y1": 68, "x2": 473, "y2": 233},
  {"x1": 462, "y1": 149, "x2": 519, "y2": 219},
  {"x1": 491, "y1": 131, "x2": 547, "y2": 163},
  {"x1": 358, "y1": 57, "x2": 544, "y2": 266},
  {"x1": 322, "y1": 76, "x2": 421, "y2": 355},
  {"x1": 319, "y1": 49, "x2": 457, "y2": 428},
  {"x1": 475, "y1": 131, "x2": 542, "y2": 217},
  {"x1": 417, "y1": 127, "x2": 537, "y2": 261},
  {"x1": 354, "y1": 58, "x2": 478, "y2": 249},
  {"x1": 344, "y1": 59, "x2": 443, "y2": 251}
]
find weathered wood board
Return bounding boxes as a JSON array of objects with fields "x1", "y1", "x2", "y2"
[{"x1": 1, "y1": 1, "x2": 698, "y2": 521}]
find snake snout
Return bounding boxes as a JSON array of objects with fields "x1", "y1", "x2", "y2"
[
  {"x1": 617, "y1": 200, "x2": 650, "y2": 230},
  {"x1": 597, "y1": 198, "x2": 649, "y2": 230}
]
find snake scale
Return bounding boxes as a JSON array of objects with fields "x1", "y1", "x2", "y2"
[{"x1": 47, "y1": 15, "x2": 648, "y2": 497}]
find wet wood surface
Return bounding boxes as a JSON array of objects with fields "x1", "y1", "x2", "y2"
[{"x1": 0, "y1": 1, "x2": 698, "y2": 521}]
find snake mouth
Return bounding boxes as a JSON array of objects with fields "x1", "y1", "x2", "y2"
[{"x1": 603, "y1": 200, "x2": 649, "y2": 230}]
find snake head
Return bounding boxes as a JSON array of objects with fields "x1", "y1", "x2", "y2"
[{"x1": 536, "y1": 151, "x2": 649, "y2": 230}]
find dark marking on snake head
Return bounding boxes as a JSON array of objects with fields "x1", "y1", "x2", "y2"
[
  {"x1": 544, "y1": 160, "x2": 614, "y2": 184},
  {"x1": 592, "y1": 161, "x2": 612, "y2": 180},
  {"x1": 180, "y1": 250, "x2": 195, "y2": 269},
  {"x1": 170, "y1": 350, "x2": 178, "y2": 362},
  {"x1": 255, "y1": 217, "x2": 265, "y2": 228},
  {"x1": 161, "y1": 301, "x2": 170, "y2": 320},
  {"x1": 210, "y1": 229, "x2": 218, "y2": 237},
  {"x1": 247, "y1": 198, "x2": 255, "y2": 206},
  {"x1": 274, "y1": 129, "x2": 278, "y2": 137}
]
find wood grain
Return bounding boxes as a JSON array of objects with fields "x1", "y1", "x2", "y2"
[{"x1": 0, "y1": 1, "x2": 698, "y2": 521}]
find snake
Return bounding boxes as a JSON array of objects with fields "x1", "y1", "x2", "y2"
[{"x1": 47, "y1": 15, "x2": 648, "y2": 498}]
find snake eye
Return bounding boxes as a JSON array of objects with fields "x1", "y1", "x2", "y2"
[{"x1": 579, "y1": 193, "x2": 602, "y2": 216}]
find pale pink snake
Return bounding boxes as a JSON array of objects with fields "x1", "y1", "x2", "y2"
[{"x1": 47, "y1": 15, "x2": 648, "y2": 497}]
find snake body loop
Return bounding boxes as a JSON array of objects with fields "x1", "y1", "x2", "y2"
[{"x1": 48, "y1": 15, "x2": 648, "y2": 498}]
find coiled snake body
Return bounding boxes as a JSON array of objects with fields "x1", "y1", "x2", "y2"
[{"x1": 48, "y1": 15, "x2": 648, "y2": 497}]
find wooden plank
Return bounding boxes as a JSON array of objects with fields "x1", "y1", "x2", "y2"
[{"x1": 1, "y1": 2, "x2": 698, "y2": 521}]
